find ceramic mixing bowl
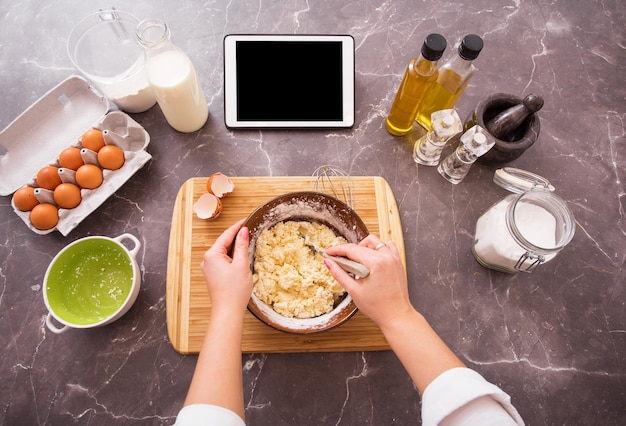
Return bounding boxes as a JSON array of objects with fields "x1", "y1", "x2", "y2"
[
  {"x1": 243, "y1": 191, "x2": 368, "y2": 334},
  {"x1": 43, "y1": 233, "x2": 141, "y2": 334}
]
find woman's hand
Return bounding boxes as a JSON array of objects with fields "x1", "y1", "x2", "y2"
[
  {"x1": 327, "y1": 235, "x2": 466, "y2": 395},
  {"x1": 184, "y1": 219, "x2": 253, "y2": 416},
  {"x1": 200, "y1": 218, "x2": 253, "y2": 316},
  {"x1": 324, "y1": 235, "x2": 413, "y2": 328}
]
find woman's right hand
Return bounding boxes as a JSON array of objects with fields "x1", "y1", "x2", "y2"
[
  {"x1": 324, "y1": 235, "x2": 414, "y2": 328},
  {"x1": 327, "y1": 236, "x2": 467, "y2": 396}
]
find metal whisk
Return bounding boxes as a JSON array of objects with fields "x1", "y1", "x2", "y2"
[{"x1": 311, "y1": 165, "x2": 355, "y2": 208}]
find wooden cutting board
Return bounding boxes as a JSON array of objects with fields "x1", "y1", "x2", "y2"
[{"x1": 166, "y1": 176, "x2": 405, "y2": 354}]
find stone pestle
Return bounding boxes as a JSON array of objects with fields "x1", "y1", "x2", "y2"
[{"x1": 486, "y1": 94, "x2": 544, "y2": 142}]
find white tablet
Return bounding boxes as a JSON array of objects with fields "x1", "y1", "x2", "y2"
[{"x1": 224, "y1": 34, "x2": 355, "y2": 129}]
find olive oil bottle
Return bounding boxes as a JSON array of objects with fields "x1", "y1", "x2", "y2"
[
  {"x1": 416, "y1": 34, "x2": 483, "y2": 130},
  {"x1": 385, "y1": 34, "x2": 447, "y2": 136}
]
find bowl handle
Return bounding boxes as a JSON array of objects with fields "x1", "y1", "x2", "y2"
[
  {"x1": 45, "y1": 313, "x2": 70, "y2": 334},
  {"x1": 113, "y1": 233, "x2": 141, "y2": 258}
]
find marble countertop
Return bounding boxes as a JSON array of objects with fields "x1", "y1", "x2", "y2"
[{"x1": 1, "y1": 1, "x2": 624, "y2": 425}]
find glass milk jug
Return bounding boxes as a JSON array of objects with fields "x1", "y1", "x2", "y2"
[
  {"x1": 136, "y1": 19, "x2": 209, "y2": 133},
  {"x1": 472, "y1": 168, "x2": 576, "y2": 273}
]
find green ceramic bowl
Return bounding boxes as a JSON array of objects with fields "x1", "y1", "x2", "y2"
[{"x1": 43, "y1": 233, "x2": 141, "y2": 334}]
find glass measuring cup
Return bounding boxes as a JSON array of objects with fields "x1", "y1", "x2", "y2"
[
  {"x1": 472, "y1": 168, "x2": 576, "y2": 273},
  {"x1": 67, "y1": 9, "x2": 156, "y2": 113}
]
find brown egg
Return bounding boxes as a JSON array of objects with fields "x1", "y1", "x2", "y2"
[
  {"x1": 75, "y1": 164, "x2": 103, "y2": 189},
  {"x1": 97, "y1": 145, "x2": 125, "y2": 170},
  {"x1": 13, "y1": 186, "x2": 40, "y2": 211},
  {"x1": 36, "y1": 165, "x2": 62, "y2": 190},
  {"x1": 53, "y1": 183, "x2": 82, "y2": 209},
  {"x1": 30, "y1": 203, "x2": 59, "y2": 230},
  {"x1": 80, "y1": 128, "x2": 105, "y2": 152},
  {"x1": 58, "y1": 146, "x2": 84, "y2": 170}
]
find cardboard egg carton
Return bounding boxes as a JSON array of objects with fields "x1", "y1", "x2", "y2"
[{"x1": 0, "y1": 76, "x2": 152, "y2": 236}]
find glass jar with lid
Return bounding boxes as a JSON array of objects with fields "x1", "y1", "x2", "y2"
[{"x1": 472, "y1": 168, "x2": 576, "y2": 273}]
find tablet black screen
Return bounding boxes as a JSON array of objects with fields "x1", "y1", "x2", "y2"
[{"x1": 235, "y1": 41, "x2": 344, "y2": 121}]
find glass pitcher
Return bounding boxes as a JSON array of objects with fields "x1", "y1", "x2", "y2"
[
  {"x1": 67, "y1": 9, "x2": 157, "y2": 113},
  {"x1": 472, "y1": 168, "x2": 576, "y2": 273}
]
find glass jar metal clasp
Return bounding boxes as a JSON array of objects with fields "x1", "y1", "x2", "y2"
[
  {"x1": 515, "y1": 252, "x2": 545, "y2": 272},
  {"x1": 493, "y1": 167, "x2": 556, "y2": 194}
]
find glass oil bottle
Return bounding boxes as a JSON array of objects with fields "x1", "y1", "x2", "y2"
[
  {"x1": 385, "y1": 34, "x2": 447, "y2": 136},
  {"x1": 415, "y1": 34, "x2": 484, "y2": 131}
]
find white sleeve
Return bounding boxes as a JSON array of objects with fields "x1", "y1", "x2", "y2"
[
  {"x1": 174, "y1": 404, "x2": 246, "y2": 426},
  {"x1": 421, "y1": 367, "x2": 525, "y2": 426}
]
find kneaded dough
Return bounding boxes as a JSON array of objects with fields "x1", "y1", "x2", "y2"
[{"x1": 253, "y1": 221, "x2": 347, "y2": 318}]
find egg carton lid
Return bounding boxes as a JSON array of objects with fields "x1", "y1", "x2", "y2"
[
  {"x1": 0, "y1": 75, "x2": 151, "y2": 235},
  {"x1": 1, "y1": 75, "x2": 111, "y2": 195}
]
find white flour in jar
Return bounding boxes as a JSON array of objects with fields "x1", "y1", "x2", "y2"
[{"x1": 473, "y1": 198, "x2": 557, "y2": 272}]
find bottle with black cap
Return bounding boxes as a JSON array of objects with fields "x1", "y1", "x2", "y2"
[
  {"x1": 385, "y1": 34, "x2": 447, "y2": 136},
  {"x1": 416, "y1": 34, "x2": 484, "y2": 131}
]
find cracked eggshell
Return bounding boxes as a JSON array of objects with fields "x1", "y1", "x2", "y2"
[
  {"x1": 193, "y1": 193, "x2": 223, "y2": 220},
  {"x1": 206, "y1": 173, "x2": 235, "y2": 198}
]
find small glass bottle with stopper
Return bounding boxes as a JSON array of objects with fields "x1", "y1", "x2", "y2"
[
  {"x1": 136, "y1": 19, "x2": 209, "y2": 133},
  {"x1": 437, "y1": 125, "x2": 494, "y2": 184},
  {"x1": 413, "y1": 109, "x2": 462, "y2": 166}
]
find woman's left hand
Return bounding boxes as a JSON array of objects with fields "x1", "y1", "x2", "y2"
[{"x1": 201, "y1": 218, "x2": 253, "y2": 315}]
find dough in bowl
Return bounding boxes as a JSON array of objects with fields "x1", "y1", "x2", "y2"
[{"x1": 252, "y1": 220, "x2": 347, "y2": 319}]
